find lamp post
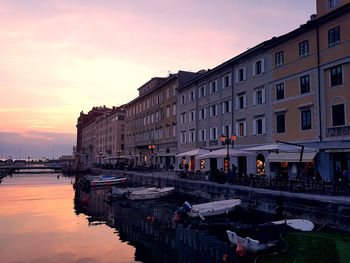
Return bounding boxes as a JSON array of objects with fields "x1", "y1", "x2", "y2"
[
  {"x1": 148, "y1": 145, "x2": 156, "y2": 170},
  {"x1": 220, "y1": 135, "x2": 237, "y2": 178}
]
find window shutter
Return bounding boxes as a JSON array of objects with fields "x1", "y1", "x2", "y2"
[
  {"x1": 243, "y1": 67, "x2": 247, "y2": 81},
  {"x1": 262, "y1": 118, "x2": 266, "y2": 134},
  {"x1": 222, "y1": 102, "x2": 225, "y2": 114},
  {"x1": 229, "y1": 100, "x2": 232, "y2": 113},
  {"x1": 253, "y1": 120, "x2": 256, "y2": 135},
  {"x1": 215, "y1": 104, "x2": 218, "y2": 116},
  {"x1": 236, "y1": 97, "x2": 239, "y2": 110},
  {"x1": 243, "y1": 122, "x2": 247, "y2": 136},
  {"x1": 210, "y1": 106, "x2": 213, "y2": 117},
  {"x1": 262, "y1": 89, "x2": 266, "y2": 104},
  {"x1": 204, "y1": 108, "x2": 207, "y2": 119},
  {"x1": 243, "y1": 95, "x2": 247, "y2": 108},
  {"x1": 253, "y1": 91, "x2": 256, "y2": 106},
  {"x1": 203, "y1": 129, "x2": 206, "y2": 141},
  {"x1": 261, "y1": 58, "x2": 265, "y2": 73},
  {"x1": 235, "y1": 70, "x2": 239, "y2": 83},
  {"x1": 253, "y1": 63, "x2": 256, "y2": 77},
  {"x1": 236, "y1": 123, "x2": 239, "y2": 137}
]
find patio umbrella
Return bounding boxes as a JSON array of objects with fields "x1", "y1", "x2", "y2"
[
  {"x1": 242, "y1": 143, "x2": 317, "y2": 153},
  {"x1": 175, "y1": 148, "x2": 210, "y2": 157},
  {"x1": 196, "y1": 148, "x2": 255, "y2": 159}
]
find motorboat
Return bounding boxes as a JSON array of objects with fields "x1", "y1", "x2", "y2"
[
  {"x1": 110, "y1": 186, "x2": 146, "y2": 199},
  {"x1": 226, "y1": 230, "x2": 278, "y2": 253},
  {"x1": 127, "y1": 187, "x2": 175, "y2": 200},
  {"x1": 226, "y1": 219, "x2": 314, "y2": 254},
  {"x1": 177, "y1": 199, "x2": 241, "y2": 220},
  {"x1": 89, "y1": 174, "x2": 126, "y2": 186}
]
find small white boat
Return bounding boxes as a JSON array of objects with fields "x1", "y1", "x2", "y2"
[
  {"x1": 110, "y1": 187, "x2": 146, "y2": 199},
  {"x1": 127, "y1": 187, "x2": 174, "y2": 200},
  {"x1": 270, "y1": 219, "x2": 314, "y2": 231},
  {"x1": 184, "y1": 199, "x2": 241, "y2": 218},
  {"x1": 90, "y1": 174, "x2": 126, "y2": 186},
  {"x1": 226, "y1": 230, "x2": 277, "y2": 253}
]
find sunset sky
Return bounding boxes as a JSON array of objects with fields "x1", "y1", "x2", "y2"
[{"x1": 0, "y1": 0, "x2": 315, "y2": 158}]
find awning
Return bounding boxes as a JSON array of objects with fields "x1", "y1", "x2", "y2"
[
  {"x1": 243, "y1": 143, "x2": 318, "y2": 153},
  {"x1": 156, "y1": 153, "x2": 175, "y2": 157},
  {"x1": 266, "y1": 152, "x2": 317, "y2": 163},
  {"x1": 176, "y1": 148, "x2": 210, "y2": 157},
  {"x1": 197, "y1": 148, "x2": 255, "y2": 159}
]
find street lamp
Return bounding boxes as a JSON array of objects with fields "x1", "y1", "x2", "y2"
[
  {"x1": 148, "y1": 145, "x2": 156, "y2": 169},
  {"x1": 220, "y1": 135, "x2": 237, "y2": 178}
]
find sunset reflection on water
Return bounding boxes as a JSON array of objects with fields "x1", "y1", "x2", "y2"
[{"x1": 0, "y1": 174, "x2": 136, "y2": 263}]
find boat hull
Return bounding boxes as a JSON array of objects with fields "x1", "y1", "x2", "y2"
[
  {"x1": 188, "y1": 199, "x2": 241, "y2": 218},
  {"x1": 90, "y1": 177, "x2": 126, "y2": 186},
  {"x1": 127, "y1": 187, "x2": 174, "y2": 200}
]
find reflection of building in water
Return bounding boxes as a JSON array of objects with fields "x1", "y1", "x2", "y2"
[{"x1": 74, "y1": 187, "x2": 234, "y2": 263}]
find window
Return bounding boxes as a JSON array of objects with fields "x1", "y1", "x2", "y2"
[
  {"x1": 254, "y1": 118, "x2": 265, "y2": 135},
  {"x1": 189, "y1": 130, "x2": 196, "y2": 143},
  {"x1": 300, "y1": 75, "x2": 310, "y2": 94},
  {"x1": 166, "y1": 106, "x2": 170, "y2": 118},
  {"x1": 332, "y1": 104, "x2": 345, "y2": 126},
  {"x1": 253, "y1": 59, "x2": 265, "y2": 76},
  {"x1": 199, "y1": 108, "x2": 206, "y2": 120},
  {"x1": 330, "y1": 65, "x2": 343, "y2": 86},
  {"x1": 181, "y1": 94, "x2": 186, "y2": 104},
  {"x1": 172, "y1": 125, "x2": 176, "y2": 137},
  {"x1": 189, "y1": 90, "x2": 195, "y2": 101},
  {"x1": 222, "y1": 100, "x2": 232, "y2": 114},
  {"x1": 275, "y1": 51, "x2": 284, "y2": 67},
  {"x1": 301, "y1": 109, "x2": 312, "y2": 130},
  {"x1": 199, "y1": 129, "x2": 206, "y2": 141},
  {"x1": 180, "y1": 132, "x2": 186, "y2": 144},
  {"x1": 223, "y1": 74, "x2": 231, "y2": 89},
  {"x1": 190, "y1": 111, "x2": 195, "y2": 122},
  {"x1": 328, "y1": 0, "x2": 340, "y2": 8},
  {"x1": 236, "y1": 95, "x2": 246, "y2": 110},
  {"x1": 166, "y1": 89, "x2": 170, "y2": 99},
  {"x1": 210, "y1": 80, "x2": 218, "y2": 93},
  {"x1": 180, "y1": 113, "x2": 186, "y2": 124},
  {"x1": 329, "y1": 26, "x2": 340, "y2": 47},
  {"x1": 210, "y1": 127, "x2": 218, "y2": 140},
  {"x1": 166, "y1": 127, "x2": 170, "y2": 138},
  {"x1": 236, "y1": 67, "x2": 246, "y2": 82},
  {"x1": 199, "y1": 86, "x2": 206, "y2": 98},
  {"x1": 172, "y1": 104, "x2": 176, "y2": 116},
  {"x1": 299, "y1": 40, "x2": 309, "y2": 57},
  {"x1": 210, "y1": 104, "x2": 218, "y2": 117},
  {"x1": 276, "y1": 114, "x2": 285, "y2": 133},
  {"x1": 236, "y1": 122, "x2": 246, "y2": 137},
  {"x1": 253, "y1": 89, "x2": 265, "y2": 105},
  {"x1": 276, "y1": 83, "x2": 285, "y2": 100}
]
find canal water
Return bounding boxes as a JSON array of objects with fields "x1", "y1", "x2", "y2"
[{"x1": 0, "y1": 173, "x2": 280, "y2": 263}]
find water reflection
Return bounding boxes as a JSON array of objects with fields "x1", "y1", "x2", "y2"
[{"x1": 74, "y1": 186, "x2": 253, "y2": 263}]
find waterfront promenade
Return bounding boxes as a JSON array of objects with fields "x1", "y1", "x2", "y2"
[{"x1": 90, "y1": 168, "x2": 350, "y2": 231}]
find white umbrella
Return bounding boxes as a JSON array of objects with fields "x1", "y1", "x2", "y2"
[
  {"x1": 176, "y1": 148, "x2": 210, "y2": 157},
  {"x1": 196, "y1": 148, "x2": 255, "y2": 159},
  {"x1": 242, "y1": 143, "x2": 317, "y2": 153}
]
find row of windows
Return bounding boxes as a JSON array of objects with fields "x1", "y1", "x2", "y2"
[
  {"x1": 275, "y1": 26, "x2": 340, "y2": 67},
  {"x1": 128, "y1": 126, "x2": 177, "y2": 143},
  {"x1": 180, "y1": 118, "x2": 267, "y2": 144},
  {"x1": 275, "y1": 108, "x2": 313, "y2": 133},
  {"x1": 127, "y1": 86, "x2": 176, "y2": 117}
]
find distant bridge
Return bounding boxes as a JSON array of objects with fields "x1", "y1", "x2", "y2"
[{"x1": 0, "y1": 163, "x2": 63, "y2": 174}]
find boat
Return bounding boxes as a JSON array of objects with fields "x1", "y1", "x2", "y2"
[
  {"x1": 226, "y1": 219, "x2": 314, "y2": 254},
  {"x1": 226, "y1": 230, "x2": 277, "y2": 253},
  {"x1": 89, "y1": 174, "x2": 126, "y2": 186},
  {"x1": 178, "y1": 199, "x2": 241, "y2": 219},
  {"x1": 270, "y1": 219, "x2": 314, "y2": 231},
  {"x1": 126, "y1": 187, "x2": 174, "y2": 200},
  {"x1": 110, "y1": 186, "x2": 146, "y2": 199}
]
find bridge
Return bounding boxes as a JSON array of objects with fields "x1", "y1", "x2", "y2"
[{"x1": 0, "y1": 163, "x2": 63, "y2": 174}]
